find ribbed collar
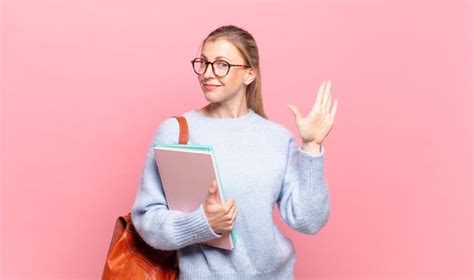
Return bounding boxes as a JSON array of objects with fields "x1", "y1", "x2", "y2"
[{"x1": 185, "y1": 108, "x2": 259, "y2": 128}]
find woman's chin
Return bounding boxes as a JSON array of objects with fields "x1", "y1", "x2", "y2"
[{"x1": 202, "y1": 91, "x2": 223, "y2": 102}]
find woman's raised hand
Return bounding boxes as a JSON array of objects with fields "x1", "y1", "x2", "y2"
[
  {"x1": 203, "y1": 180, "x2": 237, "y2": 235},
  {"x1": 288, "y1": 80, "x2": 338, "y2": 146}
]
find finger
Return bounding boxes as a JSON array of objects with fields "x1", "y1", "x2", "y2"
[
  {"x1": 321, "y1": 80, "x2": 331, "y2": 111},
  {"x1": 230, "y1": 207, "x2": 238, "y2": 223},
  {"x1": 326, "y1": 92, "x2": 332, "y2": 113},
  {"x1": 227, "y1": 202, "x2": 237, "y2": 218},
  {"x1": 287, "y1": 104, "x2": 303, "y2": 121},
  {"x1": 209, "y1": 180, "x2": 217, "y2": 194},
  {"x1": 312, "y1": 80, "x2": 327, "y2": 113},
  {"x1": 224, "y1": 206, "x2": 236, "y2": 224},
  {"x1": 230, "y1": 209, "x2": 237, "y2": 228},
  {"x1": 206, "y1": 180, "x2": 218, "y2": 203},
  {"x1": 224, "y1": 197, "x2": 234, "y2": 210},
  {"x1": 330, "y1": 98, "x2": 338, "y2": 121},
  {"x1": 225, "y1": 198, "x2": 236, "y2": 214},
  {"x1": 225, "y1": 196, "x2": 234, "y2": 205},
  {"x1": 226, "y1": 210, "x2": 236, "y2": 229}
]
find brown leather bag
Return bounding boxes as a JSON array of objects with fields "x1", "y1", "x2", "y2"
[{"x1": 102, "y1": 115, "x2": 190, "y2": 280}]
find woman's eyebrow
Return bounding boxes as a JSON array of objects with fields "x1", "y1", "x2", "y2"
[{"x1": 200, "y1": 54, "x2": 231, "y2": 60}]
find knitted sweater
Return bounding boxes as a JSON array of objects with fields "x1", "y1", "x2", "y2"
[{"x1": 131, "y1": 108, "x2": 330, "y2": 280}]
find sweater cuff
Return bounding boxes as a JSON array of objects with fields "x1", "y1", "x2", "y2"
[
  {"x1": 298, "y1": 145, "x2": 325, "y2": 179},
  {"x1": 172, "y1": 204, "x2": 222, "y2": 247},
  {"x1": 299, "y1": 145, "x2": 325, "y2": 159}
]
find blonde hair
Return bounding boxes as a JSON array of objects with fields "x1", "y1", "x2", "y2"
[{"x1": 197, "y1": 25, "x2": 268, "y2": 119}]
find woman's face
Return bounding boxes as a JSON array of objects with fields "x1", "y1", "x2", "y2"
[{"x1": 197, "y1": 39, "x2": 255, "y2": 104}]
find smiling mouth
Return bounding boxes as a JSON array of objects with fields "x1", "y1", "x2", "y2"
[{"x1": 203, "y1": 84, "x2": 222, "y2": 90}]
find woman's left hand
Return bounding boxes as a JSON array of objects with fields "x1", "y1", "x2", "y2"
[{"x1": 288, "y1": 80, "x2": 338, "y2": 146}]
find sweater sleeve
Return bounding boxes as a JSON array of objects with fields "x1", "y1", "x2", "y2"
[
  {"x1": 276, "y1": 132, "x2": 331, "y2": 235},
  {"x1": 131, "y1": 117, "x2": 222, "y2": 251}
]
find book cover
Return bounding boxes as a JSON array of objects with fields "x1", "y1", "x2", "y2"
[{"x1": 153, "y1": 143, "x2": 236, "y2": 250}]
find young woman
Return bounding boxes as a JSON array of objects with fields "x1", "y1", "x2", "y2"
[{"x1": 132, "y1": 24, "x2": 338, "y2": 280}]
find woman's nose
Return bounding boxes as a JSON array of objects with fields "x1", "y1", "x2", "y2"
[{"x1": 203, "y1": 63, "x2": 216, "y2": 78}]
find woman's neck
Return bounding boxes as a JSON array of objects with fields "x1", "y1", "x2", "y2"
[{"x1": 198, "y1": 103, "x2": 250, "y2": 119}]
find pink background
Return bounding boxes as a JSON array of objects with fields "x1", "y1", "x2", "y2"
[{"x1": 1, "y1": 0, "x2": 472, "y2": 279}]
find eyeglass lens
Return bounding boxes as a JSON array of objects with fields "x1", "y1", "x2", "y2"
[{"x1": 193, "y1": 59, "x2": 229, "y2": 77}]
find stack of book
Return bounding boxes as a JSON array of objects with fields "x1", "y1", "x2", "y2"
[{"x1": 153, "y1": 143, "x2": 237, "y2": 250}]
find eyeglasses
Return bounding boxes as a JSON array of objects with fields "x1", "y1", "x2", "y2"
[{"x1": 190, "y1": 58, "x2": 250, "y2": 77}]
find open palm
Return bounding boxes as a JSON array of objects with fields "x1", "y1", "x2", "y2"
[{"x1": 288, "y1": 80, "x2": 338, "y2": 145}]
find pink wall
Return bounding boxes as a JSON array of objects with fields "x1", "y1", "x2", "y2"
[{"x1": 1, "y1": 0, "x2": 472, "y2": 279}]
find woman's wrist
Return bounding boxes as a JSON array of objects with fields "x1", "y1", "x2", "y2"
[{"x1": 301, "y1": 141, "x2": 322, "y2": 156}]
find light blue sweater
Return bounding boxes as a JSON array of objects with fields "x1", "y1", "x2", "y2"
[{"x1": 131, "y1": 108, "x2": 330, "y2": 280}]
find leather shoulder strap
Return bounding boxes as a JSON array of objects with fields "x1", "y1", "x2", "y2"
[{"x1": 173, "y1": 116, "x2": 189, "y2": 144}]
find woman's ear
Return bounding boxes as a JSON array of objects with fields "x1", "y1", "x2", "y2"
[{"x1": 244, "y1": 67, "x2": 256, "y2": 85}]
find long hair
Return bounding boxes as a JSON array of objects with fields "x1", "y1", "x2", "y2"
[{"x1": 197, "y1": 25, "x2": 268, "y2": 119}]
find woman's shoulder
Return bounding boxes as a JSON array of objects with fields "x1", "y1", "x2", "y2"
[
  {"x1": 157, "y1": 116, "x2": 181, "y2": 131},
  {"x1": 155, "y1": 109, "x2": 193, "y2": 131},
  {"x1": 257, "y1": 117, "x2": 294, "y2": 140},
  {"x1": 150, "y1": 116, "x2": 182, "y2": 144}
]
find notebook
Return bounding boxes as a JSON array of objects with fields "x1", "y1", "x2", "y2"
[{"x1": 153, "y1": 143, "x2": 236, "y2": 251}]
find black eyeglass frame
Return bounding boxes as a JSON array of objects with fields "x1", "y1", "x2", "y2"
[{"x1": 190, "y1": 58, "x2": 251, "y2": 77}]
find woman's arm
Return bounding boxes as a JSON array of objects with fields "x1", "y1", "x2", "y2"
[
  {"x1": 276, "y1": 133, "x2": 330, "y2": 235},
  {"x1": 131, "y1": 118, "x2": 222, "y2": 251}
]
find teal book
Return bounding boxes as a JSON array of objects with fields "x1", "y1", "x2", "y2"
[{"x1": 153, "y1": 143, "x2": 237, "y2": 250}]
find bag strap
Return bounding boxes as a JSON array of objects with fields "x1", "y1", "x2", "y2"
[{"x1": 173, "y1": 115, "x2": 189, "y2": 144}]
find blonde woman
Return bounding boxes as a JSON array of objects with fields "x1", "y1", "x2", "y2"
[{"x1": 132, "y1": 24, "x2": 338, "y2": 279}]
